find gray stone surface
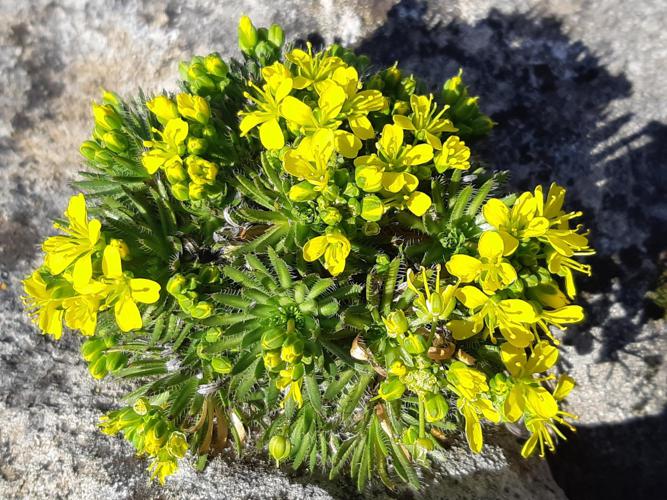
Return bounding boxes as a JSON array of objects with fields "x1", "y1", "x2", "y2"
[{"x1": 1, "y1": 0, "x2": 665, "y2": 499}]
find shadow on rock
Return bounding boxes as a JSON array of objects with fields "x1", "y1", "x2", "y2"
[
  {"x1": 355, "y1": 0, "x2": 666, "y2": 497},
  {"x1": 547, "y1": 406, "x2": 667, "y2": 499}
]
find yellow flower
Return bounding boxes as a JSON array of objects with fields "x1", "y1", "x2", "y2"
[
  {"x1": 239, "y1": 71, "x2": 293, "y2": 150},
  {"x1": 286, "y1": 43, "x2": 345, "y2": 92},
  {"x1": 482, "y1": 193, "x2": 550, "y2": 256},
  {"x1": 434, "y1": 136, "x2": 471, "y2": 173},
  {"x1": 521, "y1": 412, "x2": 576, "y2": 458},
  {"x1": 547, "y1": 249, "x2": 592, "y2": 298},
  {"x1": 100, "y1": 243, "x2": 161, "y2": 332},
  {"x1": 146, "y1": 95, "x2": 179, "y2": 125},
  {"x1": 446, "y1": 361, "x2": 500, "y2": 453},
  {"x1": 280, "y1": 81, "x2": 361, "y2": 158},
  {"x1": 176, "y1": 93, "x2": 210, "y2": 124},
  {"x1": 185, "y1": 155, "x2": 218, "y2": 185},
  {"x1": 331, "y1": 66, "x2": 386, "y2": 139},
  {"x1": 393, "y1": 94, "x2": 457, "y2": 148},
  {"x1": 446, "y1": 231, "x2": 518, "y2": 294},
  {"x1": 449, "y1": 285, "x2": 536, "y2": 347},
  {"x1": 283, "y1": 129, "x2": 335, "y2": 192},
  {"x1": 406, "y1": 265, "x2": 457, "y2": 322},
  {"x1": 63, "y1": 293, "x2": 103, "y2": 336},
  {"x1": 534, "y1": 183, "x2": 595, "y2": 257},
  {"x1": 531, "y1": 303, "x2": 584, "y2": 344},
  {"x1": 142, "y1": 118, "x2": 188, "y2": 174},
  {"x1": 148, "y1": 458, "x2": 178, "y2": 485},
  {"x1": 42, "y1": 194, "x2": 102, "y2": 288},
  {"x1": 355, "y1": 124, "x2": 433, "y2": 179},
  {"x1": 22, "y1": 271, "x2": 69, "y2": 339},
  {"x1": 276, "y1": 367, "x2": 304, "y2": 407},
  {"x1": 303, "y1": 232, "x2": 351, "y2": 276}
]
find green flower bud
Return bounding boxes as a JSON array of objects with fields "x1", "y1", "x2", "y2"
[
  {"x1": 190, "y1": 301, "x2": 213, "y2": 319},
  {"x1": 280, "y1": 335, "x2": 304, "y2": 364},
  {"x1": 204, "y1": 328, "x2": 221, "y2": 343},
  {"x1": 378, "y1": 377, "x2": 406, "y2": 401},
  {"x1": 211, "y1": 356, "x2": 233, "y2": 374},
  {"x1": 342, "y1": 182, "x2": 359, "y2": 197},
  {"x1": 94, "y1": 149, "x2": 114, "y2": 165},
  {"x1": 166, "y1": 274, "x2": 187, "y2": 296},
  {"x1": 164, "y1": 159, "x2": 188, "y2": 184},
  {"x1": 92, "y1": 103, "x2": 122, "y2": 131},
  {"x1": 288, "y1": 181, "x2": 318, "y2": 202},
  {"x1": 203, "y1": 53, "x2": 228, "y2": 78},
  {"x1": 198, "y1": 266, "x2": 220, "y2": 284},
  {"x1": 261, "y1": 328, "x2": 285, "y2": 351},
  {"x1": 403, "y1": 333, "x2": 428, "y2": 355},
  {"x1": 171, "y1": 183, "x2": 190, "y2": 201},
  {"x1": 254, "y1": 41, "x2": 274, "y2": 65},
  {"x1": 105, "y1": 351, "x2": 128, "y2": 372},
  {"x1": 238, "y1": 16, "x2": 258, "y2": 54},
  {"x1": 187, "y1": 137, "x2": 208, "y2": 155},
  {"x1": 89, "y1": 356, "x2": 109, "y2": 379},
  {"x1": 267, "y1": 24, "x2": 285, "y2": 48},
  {"x1": 167, "y1": 431, "x2": 189, "y2": 459},
  {"x1": 290, "y1": 362, "x2": 305, "y2": 381},
  {"x1": 133, "y1": 398, "x2": 151, "y2": 416},
  {"x1": 263, "y1": 350, "x2": 282, "y2": 371},
  {"x1": 424, "y1": 393, "x2": 449, "y2": 423},
  {"x1": 268, "y1": 435, "x2": 291, "y2": 464},
  {"x1": 81, "y1": 338, "x2": 106, "y2": 361},
  {"x1": 362, "y1": 222, "x2": 381, "y2": 236},
  {"x1": 188, "y1": 183, "x2": 207, "y2": 201},
  {"x1": 382, "y1": 310, "x2": 409, "y2": 337},
  {"x1": 80, "y1": 140, "x2": 100, "y2": 161},
  {"x1": 320, "y1": 207, "x2": 342, "y2": 226},
  {"x1": 361, "y1": 195, "x2": 384, "y2": 222}
]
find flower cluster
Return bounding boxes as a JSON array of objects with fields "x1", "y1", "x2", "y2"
[
  {"x1": 23, "y1": 194, "x2": 161, "y2": 338},
  {"x1": 22, "y1": 16, "x2": 594, "y2": 490},
  {"x1": 239, "y1": 44, "x2": 473, "y2": 275}
]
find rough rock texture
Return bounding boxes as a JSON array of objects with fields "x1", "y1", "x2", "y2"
[{"x1": 0, "y1": 0, "x2": 665, "y2": 499}]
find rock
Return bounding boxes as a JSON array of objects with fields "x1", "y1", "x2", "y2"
[{"x1": 1, "y1": 0, "x2": 665, "y2": 499}]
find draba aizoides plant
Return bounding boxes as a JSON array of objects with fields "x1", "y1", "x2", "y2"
[{"x1": 23, "y1": 16, "x2": 594, "y2": 490}]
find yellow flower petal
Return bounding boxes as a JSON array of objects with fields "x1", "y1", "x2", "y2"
[
  {"x1": 348, "y1": 115, "x2": 375, "y2": 140},
  {"x1": 446, "y1": 255, "x2": 482, "y2": 282},
  {"x1": 498, "y1": 230, "x2": 519, "y2": 256},
  {"x1": 102, "y1": 244, "x2": 123, "y2": 279},
  {"x1": 504, "y1": 385, "x2": 524, "y2": 422},
  {"x1": 463, "y1": 405, "x2": 483, "y2": 453},
  {"x1": 447, "y1": 319, "x2": 477, "y2": 340},
  {"x1": 553, "y1": 374, "x2": 576, "y2": 401},
  {"x1": 499, "y1": 322, "x2": 534, "y2": 348},
  {"x1": 239, "y1": 113, "x2": 265, "y2": 135},
  {"x1": 477, "y1": 231, "x2": 504, "y2": 261},
  {"x1": 525, "y1": 341, "x2": 559, "y2": 374},
  {"x1": 378, "y1": 124, "x2": 403, "y2": 157},
  {"x1": 354, "y1": 164, "x2": 384, "y2": 192},
  {"x1": 303, "y1": 236, "x2": 328, "y2": 262},
  {"x1": 525, "y1": 386, "x2": 559, "y2": 418},
  {"x1": 130, "y1": 278, "x2": 161, "y2": 304},
  {"x1": 280, "y1": 96, "x2": 315, "y2": 127},
  {"x1": 114, "y1": 294, "x2": 142, "y2": 332},
  {"x1": 500, "y1": 342, "x2": 527, "y2": 377},
  {"x1": 482, "y1": 198, "x2": 510, "y2": 229},
  {"x1": 259, "y1": 118, "x2": 285, "y2": 150},
  {"x1": 392, "y1": 114, "x2": 415, "y2": 130},
  {"x1": 405, "y1": 191, "x2": 431, "y2": 216},
  {"x1": 72, "y1": 253, "x2": 93, "y2": 288},
  {"x1": 66, "y1": 193, "x2": 88, "y2": 229},
  {"x1": 334, "y1": 130, "x2": 361, "y2": 158},
  {"x1": 499, "y1": 299, "x2": 537, "y2": 323},
  {"x1": 455, "y1": 286, "x2": 488, "y2": 309},
  {"x1": 404, "y1": 143, "x2": 434, "y2": 166}
]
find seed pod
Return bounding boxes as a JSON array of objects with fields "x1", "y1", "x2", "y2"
[
  {"x1": 378, "y1": 378, "x2": 406, "y2": 402},
  {"x1": 268, "y1": 435, "x2": 291, "y2": 464},
  {"x1": 261, "y1": 328, "x2": 285, "y2": 351},
  {"x1": 424, "y1": 393, "x2": 449, "y2": 422},
  {"x1": 211, "y1": 357, "x2": 233, "y2": 374}
]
